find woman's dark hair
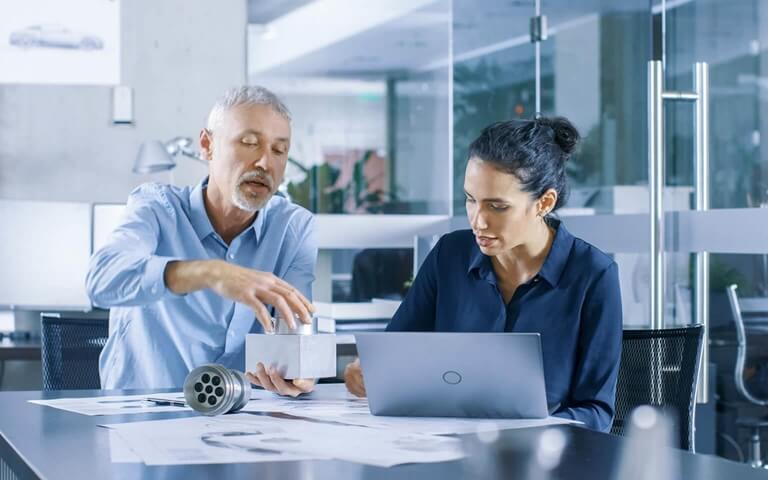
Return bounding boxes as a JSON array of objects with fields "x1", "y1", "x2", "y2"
[{"x1": 467, "y1": 116, "x2": 580, "y2": 213}]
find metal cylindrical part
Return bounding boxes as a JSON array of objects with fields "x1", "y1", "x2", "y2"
[
  {"x1": 648, "y1": 60, "x2": 665, "y2": 330},
  {"x1": 183, "y1": 364, "x2": 250, "y2": 416},
  {"x1": 694, "y1": 62, "x2": 710, "y2": 404},
  {"x1": 271, "y1": 315, "x2": 317, "y2": 335}
]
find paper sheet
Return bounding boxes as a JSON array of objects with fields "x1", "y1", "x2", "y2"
[
  {"x1": 104, "y1": 413, "x2": 463, "y2": 467},
  {"x1": 29, "y1": 394, "x2": 190, "y2": 416},
  {"x1": 240, "y1": 390, "x2": 576, "y2": 435},
  {"x1": 107, "y1": 430, "x2": 142, "y2": 463},
  {"x1": 151, "y1": 388, "x2": 577, "y2": 435}
]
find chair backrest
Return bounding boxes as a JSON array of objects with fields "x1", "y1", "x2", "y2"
[
  {"x1": 610, "y1": 325, "x2": 704, "y2": 452},
  {"x1": 40, "y1": 313, "x2": 109, "y2": 390},
  {"x1": 725, "y1": 284, "x2": 768, "y2": 407}
]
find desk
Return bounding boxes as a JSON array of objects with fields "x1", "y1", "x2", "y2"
[
  {"x1": 0, "y1": 338, "x2": 40, "y2": 362},
  {"x1": 0, "y1": 387, "x2": 763, "y2": 480}
]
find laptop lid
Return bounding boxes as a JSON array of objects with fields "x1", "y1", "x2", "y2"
[{"x1": 355, "y1": 332, "x2": 549, "y2": 419}]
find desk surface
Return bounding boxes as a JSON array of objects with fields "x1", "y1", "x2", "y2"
[
  {"x1": 0, "y1": 387, "x2": 762, "y2": 480},
  {"x1": 0, "y1": 338, "x2": 40, "y2": 361}
]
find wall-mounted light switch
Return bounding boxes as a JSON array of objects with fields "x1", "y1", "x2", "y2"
[{"x1": 112, "y1": 85, "x2": 134, "y2": 125}]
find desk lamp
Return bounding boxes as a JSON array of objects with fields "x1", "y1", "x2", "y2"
[{"x1": 132, "y1": 137, "x2": 206, "y2": 174}]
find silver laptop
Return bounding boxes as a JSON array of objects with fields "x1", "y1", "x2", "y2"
[{"x1": 355, "y1": 332, "x2": 549, "y2": 419}]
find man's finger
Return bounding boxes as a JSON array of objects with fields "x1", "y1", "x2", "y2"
[
  {"x1": 248, "y1": 298, "x2": 273, "y2": 333},
  {"x1": 254, "y1": 363, "x2": 277, "y2": 392},
  {"x1": 268, "y1": 368, "x2": 302, "y2": 397},
  {"x1": 292, "y1": 378, "x2": 316, "y2": 394},
  {"x1": 270, "y1": 295, "x2": 297, "y2": 330},
  {"x1": 245, "y1": 371, "x2": 262, "y2": 387},
  {"x1": 273, "y1": 278, "x2": 314, "y2": 312},
  {"x1": 275, "y1": 286, "x2": 312, "y2": 324}
]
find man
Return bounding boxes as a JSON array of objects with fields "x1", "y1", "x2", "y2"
[{"x1": 86, "y1": 86, "x2": 316, "y2": 396}]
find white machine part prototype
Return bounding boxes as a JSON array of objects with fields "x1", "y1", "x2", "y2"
[{"x1": 245, "y1": 315, "x2": 337, "y2": 380}]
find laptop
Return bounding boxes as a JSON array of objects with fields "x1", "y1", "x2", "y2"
[{"x1": 355, "y1": 332, "x2": 549, "y2": 419}]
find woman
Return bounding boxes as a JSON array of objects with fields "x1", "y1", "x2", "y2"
[{"x1": 344, "y1": 117, "x2": 622, "y2": 432}]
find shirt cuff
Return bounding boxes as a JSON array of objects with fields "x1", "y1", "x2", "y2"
[{"x1": 141, "y1": 256, "x2": 183, "y2": 301}]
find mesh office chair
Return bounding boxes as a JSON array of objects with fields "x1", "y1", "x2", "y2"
[
  {"x1": 726, "y1": 284, "x2": 768, "y2": 468},
  {"x1": 610, "y1": 325, "x2": 704, "y2": 452},
  {"x1": 40, "y1": 313, "x2": 109, "y2": 390}
]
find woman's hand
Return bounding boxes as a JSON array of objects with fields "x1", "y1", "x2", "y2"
[
  {"x1": 344, "y1": 358, "x2": 366, "y2": 397},
  {"x1": 246, "y1": 362, "x2": 315, "y2": 397}
]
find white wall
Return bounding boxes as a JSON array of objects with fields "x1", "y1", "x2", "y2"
[{"x1": 0, "y1": 0, "x2": 247, "y2": 203}]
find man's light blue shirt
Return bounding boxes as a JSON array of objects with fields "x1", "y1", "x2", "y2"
[{"x1": 86, "y1": 178, "x2": 317, "y2": 389}]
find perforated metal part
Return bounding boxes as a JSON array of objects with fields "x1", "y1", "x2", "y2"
[{"x1": 183, "y1": 364, "x2": 250, "y2": 416}]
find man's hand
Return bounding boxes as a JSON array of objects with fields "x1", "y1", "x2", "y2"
[
  {"x1": 246, "y1": 362, "x2": 315, "y2": 397},
  {"x1": 165, "y1": 259, "x2": 314, "y2": 333},
  {"x1": 344, "y1": 358, "x2": 366, "y2": 397}
]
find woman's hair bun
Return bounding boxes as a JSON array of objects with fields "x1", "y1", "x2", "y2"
[{"x1": 538, "y1": 116, "x2": 580, "y2": 157}]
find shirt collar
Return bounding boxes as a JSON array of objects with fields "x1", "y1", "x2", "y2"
[
  {"x1": 189, "y1": 177, "x2": 272, "y2": 243},
  {"x1": 189, "y1": 178, "x2": 215, "y2": 241},
  {"x1": 467, "y1": 218, "x2": 574, "y2": 287},
  {"x1": 537, "y1": 218, "x2": 574, "y2": 286}
]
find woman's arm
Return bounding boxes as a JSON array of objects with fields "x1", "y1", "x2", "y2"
[{"x1": 553, "y1": 262, "x2": 623, "y2": 431}]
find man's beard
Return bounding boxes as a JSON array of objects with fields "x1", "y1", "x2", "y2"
[{"x1": 232, "y1": 170, "x2": 275, "y2": 212}]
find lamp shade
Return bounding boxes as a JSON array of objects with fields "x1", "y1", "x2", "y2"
[{"x1": 133, "y1": 141, "x2": 176, "y2": 174}]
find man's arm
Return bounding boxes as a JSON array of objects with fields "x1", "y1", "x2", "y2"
[
  {"x1": 85, "y1": 186, "x2": 313, "y2": 332},
  {"x1": 553, "y1": 262, "x2": 623, "y2": 432},
  {"x1": 85, "y1": 186, "x2": 178, "y2": 308}
]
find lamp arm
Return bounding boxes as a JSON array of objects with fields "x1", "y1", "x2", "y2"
[{"x1": 178, "y1": 150, "x2": 208, "y2": 164}]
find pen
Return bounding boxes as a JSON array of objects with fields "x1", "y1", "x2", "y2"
[{"x1": 145, "y1": 397, "x2": 187, "y2": 407}]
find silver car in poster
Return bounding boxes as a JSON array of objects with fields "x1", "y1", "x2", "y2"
[{"x1": 9, "y1": 25, "x2": 103, "y2": 50}]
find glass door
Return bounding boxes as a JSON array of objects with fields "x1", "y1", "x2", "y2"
[{"x1": 454, "y1": 0, "x2": 656, "y2": 327}]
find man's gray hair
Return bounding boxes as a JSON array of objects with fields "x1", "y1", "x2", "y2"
[{"x1": 206, "y1": 85, "x2": 291, "y2": 132}]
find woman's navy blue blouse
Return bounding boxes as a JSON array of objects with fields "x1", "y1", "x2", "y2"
[{"x1": 387, "y1": 220, "x2": 623, "y2": 432}]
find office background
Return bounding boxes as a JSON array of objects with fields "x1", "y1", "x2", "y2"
[{"x1": 1, "y1": 0, "x2": 768, "y2": 465}]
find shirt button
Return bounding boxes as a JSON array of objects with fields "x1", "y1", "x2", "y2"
[
  {"x1": 228, "y1": 252, "x2": 235, "y2": 259},
  {"x1": 533, "y1": 277, "x2": 539, "y2": 283},
  {"x1": 151, "y1": 286, "x2": 158, "y2": 294}
]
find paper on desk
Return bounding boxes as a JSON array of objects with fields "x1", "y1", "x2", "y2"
[
  {"x1": 140, "y1": 389, "x2": 578, "y2": 435},
  {"x1": 236, "y1": 389, "x2": 577, "y2": 435},
  {"x1": 107, "y1": 430, "x2": 142, "y2": 463},
  {"x1": 29, "y1": 393, "x2": 190, "y2": 416},
  {"x1": 293, "y1": 410, "x2": 575, "y2": 435},
  {"x1": 104, "y1": 414, "x2": 318, "y2": 466},
  {"x1": 104, "y1": 413, "x2": 463, "y2": 467}
]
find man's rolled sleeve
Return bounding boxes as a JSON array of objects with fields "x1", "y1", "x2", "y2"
[{"x1": 140, "y1": 255, "x2": 184, "y2": 300}]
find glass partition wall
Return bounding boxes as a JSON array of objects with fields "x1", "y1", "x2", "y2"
[
  {"x1": 247, "y1": 0, "x2": 452, "y2": 303},
  {"x1": 248, "y1": 0, "x2": 768, "y2": 460},
  {"x1": 449, "y1": 0, "x2": 768, "y2": 461}
]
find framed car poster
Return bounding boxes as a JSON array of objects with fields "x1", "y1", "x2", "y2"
[{"x1": 0, "y1": 0, "x2": 120, "y2": 84}]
